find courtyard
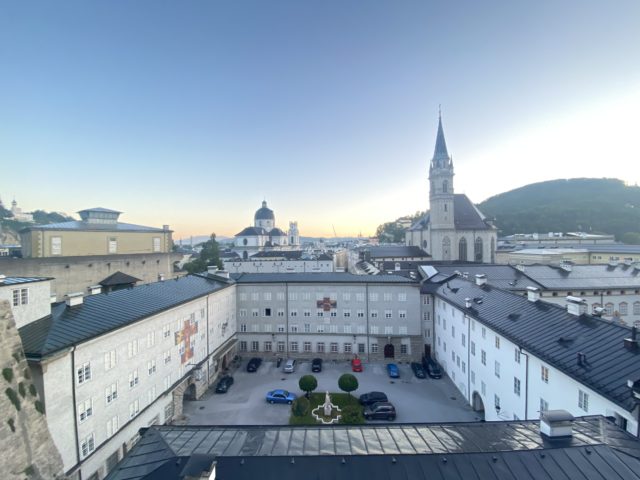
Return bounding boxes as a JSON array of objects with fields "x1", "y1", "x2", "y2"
[{"x1": 182, "y1": 358, "x2": 480, "y2": 425}]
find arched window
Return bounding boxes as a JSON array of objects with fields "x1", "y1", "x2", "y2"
[
  {"x1": 474, "y1": 237, "x2": 483, "y2": 262},
  {"x1": 620, "y1": 302, "x2": 628, "y2": 315},
  {"x1": 442, "y1": 237, "x2": 451, "y2": 261},
  {"x1": 243, "y1": 238, "x2": 248, "y2": 246},
  {"x1": 605, "y1": 303, "x2": 614, "y2": 316},
  {"x1": 634, "y1": 302, "x2": 640, "y2": 315},
  {"x1": 443, "y1": 180, "x2": 448, "y2": 193},
  {"x1": 458, "y1": 237, "x2": 468, "y2": 261},
  {"x1": 422, "y1": 240, "x2": 428, "y2": 249},
  {"x1": 242, "y1": 251, "x2": 248, "y2": 260},
  {"x1": 444, "y1": 203, "x2": 448, "y2": 212}
]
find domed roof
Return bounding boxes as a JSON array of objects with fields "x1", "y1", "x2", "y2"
[
  {"x1": 269, "y1": 227, "x2": 286, "y2": 237},
  {"x1": 254, "y1": 201, "x2": 274, "y2": 221}
]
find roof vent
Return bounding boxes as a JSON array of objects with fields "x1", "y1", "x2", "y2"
[
  {"x1": 624, "y1": 326, "x2": 638, "y2": 351},
  {"x1": 65, "y1": 292, "x2": 84, "y2": 308},
  {"x1": 560, "y1": 261, "x2": 572, "y2": 273},
  {"x1": 462, "y1": 272, "x2": 469, "y2": 279},
  {"x1": 592, "y1": 306, "x2": 605, "y2": 317},
  {"x1": 515, "y1": 264, "x2": 525, "y2": 273},
  {"x1": 88, "y1": 285, "x2": 102, "y2": 295},
  {"x1": 540, "y1": 410, "x2": 574, "y2": 438},
  {"x1": 465, "y1": 298, "x2": 472, "y2": 309},
  {"x1": 577, "y1": 352, "x2": 586, "y2": 366},
  {"x1": 475, "y1": 274, "x2": 487, "y2": 287},
  {"x1": 566, "y1": 296, "x2": 587, "y2": 316},
  {"x1": 630, "y1": 380, "x2": 640, "y2": 401},
  {"x1": 527, "y1": 286, "x2": 540, "y2": 302},
  {"x1": 0, "y1": 274, "x2": 5, "y2": 284}
]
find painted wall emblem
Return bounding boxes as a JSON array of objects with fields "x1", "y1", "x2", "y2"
[
  {"x1": 175, "y1": 319, "x2": 198, "y2": 364},
  {"x1": 317, "y1": 297, "x2": 337, "y2": 311}
]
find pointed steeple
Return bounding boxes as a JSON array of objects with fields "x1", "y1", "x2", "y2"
[{"x1": 432, "y1": 109, "x2": 451, "y2": 168}]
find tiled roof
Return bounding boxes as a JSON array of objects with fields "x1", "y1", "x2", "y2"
[
  {"x1": 432, "y1": 277, "x2": 640, "y2": 412},
  {"x1": 19, "y1": 275, "x2": 231, "y2": 359},
  {"x1": 232, "y1": 272, "x2": 416, "y2": 284}
]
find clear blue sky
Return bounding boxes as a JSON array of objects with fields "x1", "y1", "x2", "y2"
[{"x1": 2, "y1": 1, "x2": 639, "y2": 238}]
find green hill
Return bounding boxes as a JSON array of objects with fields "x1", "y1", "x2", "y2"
[{"x1": 477, "y1": 178, "x2": 640, "y2": 242}]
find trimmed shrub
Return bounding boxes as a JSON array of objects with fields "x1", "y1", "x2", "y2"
[
  {"x1": 2, "y1": 368, "x2": 13, "y2": 383},
  {"x1": 298, "y1": 375, "x2": 318, "y2": 397},
  {"x1": 292, "y1": 397, "x2": 310, "y2": 417},
  {"x1": 29, "y1": 384, "x2": 37, "y2": 397},
  {"x1": 5, "y1": 388, "x2": 20, "y2": 411},
  {"x1": 18, "y1": 382, "x2": 26, "y2": 398},
  {"x1": 338, "y1": 374, "x2": 358, "y2": 396}
]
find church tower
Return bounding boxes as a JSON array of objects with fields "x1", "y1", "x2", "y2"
[{"x1": 428, "y1": 112, "x2": 455, "y2": 230}]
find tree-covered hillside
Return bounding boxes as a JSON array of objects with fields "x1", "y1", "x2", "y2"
[{"x1": 478, "y1": 178, "x2": 640, "y2": 242}]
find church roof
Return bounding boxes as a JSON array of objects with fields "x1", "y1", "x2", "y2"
[
  {"x1": 453, "y1": 194, "x2": 494, "y2": 230},
  {"x1": 235, "y1": 226, "x2": 267, "y2": 237},
  {"x1": 269, "y1": 227, "x2": 286, "y2": 237},
  {"x1": 254, "y1": 201, "x2": 274, "y2": 220},
  {"x1": 432, "y1": 114, "x2": 450, "y2": 165}
]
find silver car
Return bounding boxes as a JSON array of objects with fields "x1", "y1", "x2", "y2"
[{"x1": 283, "y1": 358, "x2": 296, "y2": 373}]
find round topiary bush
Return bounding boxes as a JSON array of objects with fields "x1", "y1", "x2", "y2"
[
  {"x1": 292, "y1": 397, "x2": 310, "y2": 417},
  {"x1": 338, "y1": 374, "x2": 359, "y2": 396},
  {"x1": 298, "y1": 375, "x2": 318, "y2": 398}
]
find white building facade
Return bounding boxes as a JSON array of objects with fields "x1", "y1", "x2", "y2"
[{"x1": 0, "y1": 275, "x2": 52, "y2": 329}]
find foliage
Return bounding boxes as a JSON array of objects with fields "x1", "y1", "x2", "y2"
[
  {"x1": 7, "y1": 418, "x2": 15, "y2": 433},
  {"x1": 338, "y1": 374, "x2": 358, "y2": 396},
  {"x1": 340, "y1": 405, "x2": 365, "y2": 425},
  {"x1": 289, "y1": 392, "x2": 362, "y2": 425},
  {"x1": 5, "y1": 388, "x2": 21, "y2": 411},
  {"x1": 35, "y1": 400, "x2": 45, "y2": 414},
  {"x1": 183, "y1": 234, "x2": 223, "y2": 274},
  {"x1": 18, "y1": 382, "x2": 26, "y2": 398},
  {"x1": 0, "y1": 205, "x2": 12, "y2": 218},
  {"x1": 29, "y1": 384, "x2": 37, "y2": 397},
  {"x1": 298, "y1": 375, "x2": 318, "y2": 397},
  {"x1": 24, "y1": 465, "x2": 35, "y2": 476},
  {"x1": 23, "y1": 368, "x2": 31, "y2": 380},
  {"x1": 2, "y1": 368, "x2": 13, "y2": 383},
  {"x1": 375, "y1": 210, "x2": 425, "y2": 243},
  {"x1": 291, "y1": 397, "x2": 310, "y2": 417},
  {"x1": 31, "y1": 210, "x2": 74, "y2": 224},
  {"x1": 622, "y1": 232, "x2": 640, "y2": 245}
]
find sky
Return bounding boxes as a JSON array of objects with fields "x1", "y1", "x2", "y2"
[{"x1": 1, "y1": 1, "x2": 639, "y2": 239}]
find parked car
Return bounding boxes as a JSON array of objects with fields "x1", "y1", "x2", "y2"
[
  {"x1": 266, "y1": 389, "x2": 297, "y2": 404},
  {"x1": 246, "y1": 357, "x2": 262, "y2": 373},
  {"x1": 351, "y1": 358, "x2": 363, "y2": 372},
  {"x1": 359, "y1": 391, "x2": 388, "y2": 406},
  {"x1": 386, "y1": 363, "x2": 400, "y2": 378},
  {"x1": 214, "y1": 375, "x2": 234, "y2": 393},
  {"x1": 364, "y1": 402, "x2": 397, "y2": 421},
  {"x1": 311, "y1": 358, "x2": 323, "y2": 372},
  {"x1": 411, "y1": 362, "x2": 426, "y2": 379},
  {"x1": 423, "y1": 357, "x2": 442, "y2": 379},
  {"x1": 283, "y1": 358, "x2": 296, "y2": 373}
]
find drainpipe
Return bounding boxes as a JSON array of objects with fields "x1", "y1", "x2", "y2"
[
  {"x1": 467, "y1": 313, "x2": 471, "y2": 404},
  {"x1": 285, "y1": 282, "x2": 289, "y2": 357},
  {"x1": 70, "y1": 346, "x2": 82, "y2": 477},
  {"x1": 519, "y1": 347, "x2": 529, "y2": 419},
  {"x1": 366, "y1": 283, "x2": 370, "y2": 362}
]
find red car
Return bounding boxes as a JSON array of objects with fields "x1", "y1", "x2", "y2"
[{"x1": 351, "y1": 358, "x2": 363, "y2": 372}]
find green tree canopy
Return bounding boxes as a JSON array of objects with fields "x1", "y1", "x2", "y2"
[
  {"x1": 184, "y1": 234, "x2": 223, "y2": 274},
  {"x1": 298, "y1": 375, "x2": 318, "y2": 398},
  {"x1": 338, "y1": 374, "x2": 358, "y2": 396}
]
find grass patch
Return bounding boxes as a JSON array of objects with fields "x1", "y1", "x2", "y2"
[{"x1": 289, "y1": 392, "x2": 364, "y2": 425}]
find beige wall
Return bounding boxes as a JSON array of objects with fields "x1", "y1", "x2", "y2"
[{"x1": 20, "y1": 229, "x2": 172, "y2": 258}]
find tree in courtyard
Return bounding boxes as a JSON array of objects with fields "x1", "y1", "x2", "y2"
[
  {"x1": 338, "y1": 373, "x2": 358, "y2": 397},
  {"x1": 299, "y1": 375, "x2": 318, "y2": 398},
  {"x1": 184, "y1": 233, "x2": 223, "y2": 274}
]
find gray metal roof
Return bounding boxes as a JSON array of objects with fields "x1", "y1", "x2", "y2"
[
  {"x1": 0, "y1": 276, "x2": 52, "y2": 286},
  {"x1": 235, "y1": 226, "x2": 267, "y2": 237},
  {"x1": 516, "y1": 264, "x2": 640, "y2": 290},
  {"x1": 431, "y1": 264, "x2": 544, "y2": 291},
  {"x1": 498, "y1": 242, "x2": 640, "y2": 254},
  {"x1": 20, "y1": 220, "x2": 166, "y2": 232},
  {"x1": 232, "y1": 272, "x2": 417, "y2": 284},
  {"x1": 77, "y1": 207, "x2": 122, "y2": 214},
  {"x1": 269, "y1": 228, "x2": 286, "y2": 237},
  {"x1": 368, "y1": 246, "x2": 430, "y2": 259},
  {"x1": 453, "y1": 194, "x2": 495, "y2": 230},
  {"x1": 432, "y1": 277, "x2": 640, "y2": 412},
  {"x1": 106, "y1": 416, "x2": 640, "y2": 480},
  {"x1": 18, "y1": 275, "x2": 231, "y2": 359},
  {"x1": 254, "y1": 201, "x2": 275, "y2": 220}
]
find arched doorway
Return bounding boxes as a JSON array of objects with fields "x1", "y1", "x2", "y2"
[
  {"x1": 384, "y1": 344, "x2": 395, "y2": 358},
  {"x1": 472, "y1": 391, "x2": 485, "y2": 420},
  {"x1": 183, "y1": 383, "x2": 197, "y2": 401},
  {"x1": 242, "y1": 251, "x2": 248, "y2": 260},
  {"x1": 458, "y1": 237, "x2": 468, "y2": 261}
]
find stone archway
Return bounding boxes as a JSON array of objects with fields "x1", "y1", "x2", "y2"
[
  {"x1": 472, "y1": 391, "x2": 485, "y2": 420},
  {"x1": 384, "y1": 344, "x2": 395, "y2": 358},
  {"x1": 184, "y1": 383, "x2": 197, "y2": 401}
]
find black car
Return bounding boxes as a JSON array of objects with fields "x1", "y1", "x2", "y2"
[
  {"x1": 311, "y1": 358, "x2": 323, "y2": 372},
  {"x1": 359, "y1": 391, "x2": 388, "y2": 406},
  {"x1": 411, "y1": 362, "x2": 426, "y2": 379},
  {"x1": 424, "y1": 357, "x2": 442, "y2": 379},
  {"x1": 246, "y1": 357, "x2": 262, "y2": 373},
  {"x1": 363, "y1": 402, "x2": 396, "y2": 421},
  {"x1": 214, "y1": 375, "x2": 234, "y2": 393}
]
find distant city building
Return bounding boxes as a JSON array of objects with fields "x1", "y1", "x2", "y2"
[
  {"x1": 4, "y1": 197, "x2": 34, "y2": 222},
  {"x1": 232, "y1": 201, "x2": 301, "y2": 259},
  {"x1": 497, "y1": 243, "x2": 640, "y2": 265},
  {"x1": 405, "y1": 114, "x2": 497, "y2": 262},
  {"x1": 223, "y1": 250, "x2": 335, "y2": 273},
  {"x1": 502, "y1": 232, "x2": 616, "y2": 245}
]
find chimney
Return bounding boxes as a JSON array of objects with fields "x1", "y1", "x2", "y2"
[
  {"x1": 566, "y1": 296, "x2": 587, "y2": 316},
  {"x1": 527, "y1": 286, "x2": 540, "y2": 302},
  {"x1": 630, "y1": 379, "x2": 640, "y2": 402},
  {"x1": 515, "y1": 264, "x2": 525, "y2": 273},
  {"x1": 163, "y1": 224, "x2": 170, "y2": 231},
  {"x1": 577, "y1": 352, "x2": 585, "y2": 366},
  {"x1": 462, "y1": 272, "x2": 469, "y2": 279},
  {"x1": 465, "y1": 297, "x2": 472, "y2": 309},
  {"x1": 560, "y1": 261, "x2": 572, "y2": 273},
  {"x1": 88, "y1": 285, "x2": 102, "y2": 295},
  {"x1": 158, "y1": 274, "x2": 165, "y2": 282},
  {"x1": 207, "y1": 266, "x2": 230, "y2": 279},
  {"x1": 624, "y1": 326, "x2": 638, "y2": 351},
  {"x1": 540, "y1": 410, "x2": 574, "y2": 438},
  {"x1": 65, "y1": 292, "x2": 84, "y2": 308},
  {"x1": 0, "y1": 274, "x2": 5, "y2": 284},
  {"x1": 475, "y1": 274, "x2": 487, "y2": 287}
]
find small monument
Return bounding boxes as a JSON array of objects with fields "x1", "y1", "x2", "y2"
[
  {"x1": 324, "y1": 391, "x2": 332, "y2": 416},
  {"x1": 311, "y1": 390, "x2": 342, "y2": 424}
]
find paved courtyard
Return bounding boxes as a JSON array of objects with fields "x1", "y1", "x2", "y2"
[{"x1": 183, "y1": 358, "x2": 480, "y2": 425}]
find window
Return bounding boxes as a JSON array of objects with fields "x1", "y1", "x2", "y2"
[
  {"x1": 385, "y1": 310, "x2": 393, "y2": 319},
  {"x1": 147, "y1": 360, "x2": 156, "y2": 376},
  {"x1": 358, "y1": 343, "x2": 365, "y2": 354},
  {"x1": 263, "y1": 292, "x2": 272, "y2": 301},
  {"x1": 290, "y1": 325, "x2": 298, "y2": 333},
  {"x1": 605, "y1": 303, "x2": 614, "y2": 315},
  {"x1": 303, "y1": 310, "x2": 311, "y2": 317},
  {"x1": 129, "y1": 370, "x2": 139, "y2": 388},
  {"x1": 51, "y1": 236, "x2": 62, "y2": 255},
  {"x1": 541, "y1": 365, "x2": 549, "y2": 383},
  {"x1": 251, "y1": 292, "x2": 259, "y2": 301},
  {"x1": 105, "y1": 383, "x2": 118, "y2": 404},
  {"x1": 458, "y1": 237, "x2": 468, "y2": 261},
  {"x1": 481, "y1": 350, "x2": 486, "y2": 365},
  {"x1": 369, "y1": 293, "x2": 378, "y2": 301},
  {"x1": 129, "y1": 399, "x2": 140, "y2": 418},
  {"x1": 264, "y1": 308, "x2": 272, "y2": 317},
  {"x1": 400, "y1": 344, "x2": 408, "y2": 355},
  {"x1": 304, "y1": 323, "x2": 311, "y2": 333},
  {"x1": 252, "y1": 309, "x2": 259, "y2": 317},
  {"x1": 540, "y1": 398, "x2": 549, "y2": 415},
  {"x1": 80, "y1": 433, "x2": 95, "y2": 458},
  {"x1": 343, "y1": 324, "x2": 352, "y2": 334},
  {"x1": 316, "y1": 324, "x2": 325, "y2": 333},
  {"x1": 329, "y1": 325, "x2": 338, "y2": 333},
  {"x1": 461, "y1": 361, "x2": 466, "y2": 373},
  {"x1": 104, "y1": 350, "x2": 116, "y2": 371},
  {"x1": 398, "y1": 293, "x2": 407, "y2": 302},
  {"x1": 451, "y1": 326, "x2": 455, "y2": 338},
  {"x1": 317, "y1": 342, "x2": 325, "y2": 353},
  {"x1": 128, "y1": 339, "x2": 139, "y2": 358},
  {"x1": 304, "y1": 342, "x2": 312, "y2": 352},
  {"x1": 164, "y1": 350, "x2": 171, "y2": 364},
  {"x1": 240, "y1": 324, "x2": 247, "y2": 333},
  {"x1": 343, "y1": 309, "x2": 351, "y2": 318},
  {"x1": 357, "y1": 310, "x2": 364, "y2": 318},
  {"x1": 147, "y1": 331, "x2": 155, "y2": 347},
  {"x1": 277, "y1": 341, "x2": 285, "y2": 353},
  {"x1": 290, "y1": 309, "x2": 298, "y2": 317},
  {"x1": 495, "y1": 361, "x2": 500, "y2": 378},
  {"x1": 370, "y1": 310, "x2": 378, "y2": 318},
  {"x1": 264, "y1": 341, "x2": 272, "y2": 352},
  {"x1": 399, "y1": 310, "x2": 406, "y2": 319},
  {"x1": 620, "y1": 302, "x2": 628, "y2": 315},
  {"x1": 12, "y1": 288, "x2": 29, "y2": 306},
  {"x1": 495, "y1": 336, "x2": 500, "y2": 349},
  {"x1": 239, "y1": 341, "x2": 247, "y2": 352},
  {"x1": 317, "y1": 310, "x2": 324, "y2": 318},
  {"x1": 482, "y1": 327, "x2": 486, "y2": 339},
  {"x1": 481, "y1": 381, "x2": 486, "y2": 396},
  {"x1": 277, "y1": 309, "x2": 285, "y2": 317},
  {"x1": 634, "y1": 302, "x2": 640, "y2": 315},
  {"x1": 163, "y1": 374, "x2": 172, "y2": 389},
  {"x1": 290, "y1": 342, "x2": 299, "y2": 353},
  {"x1": 494, "y1": 394, "x2": 500, "y2": 409},
  {"x1": 515, "y1": 349, "x2": 521, "y2": 364},
  {"x1": 356, "y1": 293, "x2": 365, "y2": 302},
  {"x1": 330, "y1": 343, "x2": 339, "y2": 353},
  {"x1": 251, "y1": 341, "x2": 259, "y2": 352},
  {"x1": 470, "y1": 342, "x2": 475, "y2": 356},
  {"x1": 108, "y1": 237, "x2": 117, "y2": 254},
  {"x1": 514, "y1": 377, "x2": 521, "y2": 396},
  {"x1": 330, "y1": 311, "x2": 337, "y2": 317},
  {"x1": 344, "y1": 343, "x2": 352, "y2": 353},
  {"x1": 578, "y1": 390, "x2": 589, "y2": 412},
  {"x1": 384, "y1": 326, "x2": 393, "y2": 335},
  {"x1": 78, "y1": 399, "x2": 93, "y2": 422},
  {"x1": 461, "y1": 333, "x2": 466, "y2": 347},
  {"x1": 443, "y1": 341, "x2": 447, "y2": 352},
  {"x1": 107, "y1": 415, "x2": 119, "y2": 438},
  {"x1": 77, "y1": 362, "x2": 91, "y2": 384},
  {"x1": 471, "y1": 370, "x2": 475, "y2": 384},
  {"x1": 474, "y1": 237, "x2": 483, "y2": 262},
  {"x1": 452, "y1": 351, "x2": 455, "y2": 362},
  {"x1": 277, "y1": 324, "x2": 285, "y2": 333},
  {"x1": 343, "y1": 292, "x2": 351, "y2": 301},
  {"x1": 371, "y1": 343, "x2": 378, "y2": 353}
]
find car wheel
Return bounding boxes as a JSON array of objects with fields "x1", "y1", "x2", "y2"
[
  {"x1": 365, "y1": 415, "x2": 370, "y2": 420},
  {"x1": 288, "y1": 400, "x2": 292, "y2": 405},
  {"x1": 389, "y1": 416, "x2": 395, "y2": 421},
  {"x1": 269, "y1": 400, "x2": 274, "y2": 404}
]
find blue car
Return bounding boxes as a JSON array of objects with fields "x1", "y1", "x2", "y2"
[
  {"x1": 387, "y1": 363, "x2": 400, "y2": 378},
  {"x1": 266, "y1": 389, "x2": 297, "y2": 404}
]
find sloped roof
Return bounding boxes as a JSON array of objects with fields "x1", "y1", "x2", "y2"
[
  {"x1": 516, "y1": 264, "x2": 640, "y2": 290},
  {"x1": 368, "y1": 246, "x2": 430, "y2": 258},
  {"x1": 0, "y1": 276, "x2": 52, "y2": 286},
  {"x1": 235, "y1": 226, "x2": 267, "y2": 237},
  {"x1": 453, "y1": 194, "x2": 494, "y2": 230},
  {"x1": 269, "y1": 227, "x2": 287, "y2": 237},
  {"x1": 431, "y1": 264, "x2": 544, "y2": 291},
  {"x1": 19, "y1": 275, "x2": 231, "y2": 359},
  {"x1": 20, "y1": 221, "x2": 165, "y2": 232},
  {"x1": 99, "y1": 271, "x2": 141, "y2": 287},
  {"x1": 233, "y1": 272, "x2": 416, "y2": 284}
]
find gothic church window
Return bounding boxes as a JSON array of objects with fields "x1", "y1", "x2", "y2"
[
  {"x1": 459, "y1": 237, "x2": 467, "y2": 261},
  {"x1": 442, "y1": 237, "x2": 451, "y2": 261},
  {"x1": 474, "y1": 237, "x2": 483, "y2": 262},
  {"x1": 443, "y1": 180, "x2": 448, "y2": 193}
]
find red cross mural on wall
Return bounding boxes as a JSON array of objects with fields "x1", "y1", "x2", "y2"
[
  {"x1": 317, "y1": 297, "x2": 337, "y2": 311},
  {"x1": 174, "y1": 319, "x2": 198, "y2": 364}
]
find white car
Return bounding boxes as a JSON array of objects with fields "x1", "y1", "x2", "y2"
[{"x1": 283, "y1": 358, "x2": 296, "y2": 373}]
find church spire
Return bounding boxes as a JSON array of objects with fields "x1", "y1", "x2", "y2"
[{"x1": 432, "y1": 109, "x2": 451, "y2": 168}]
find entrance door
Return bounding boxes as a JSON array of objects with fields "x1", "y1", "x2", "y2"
[
  {"x1": 184, "y1": 383, "x2": 197, "y2": 401},
  {"x1": 384, "y1": 344, "x2": 395, "y2": 358},
  {"x1": 472, "y1": 391, "x2": 485, "y2": 420}
]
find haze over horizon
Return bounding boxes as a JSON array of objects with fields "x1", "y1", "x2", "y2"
[{"x1": 2, "y1": 1, "x2": 639, "y2": 238}]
